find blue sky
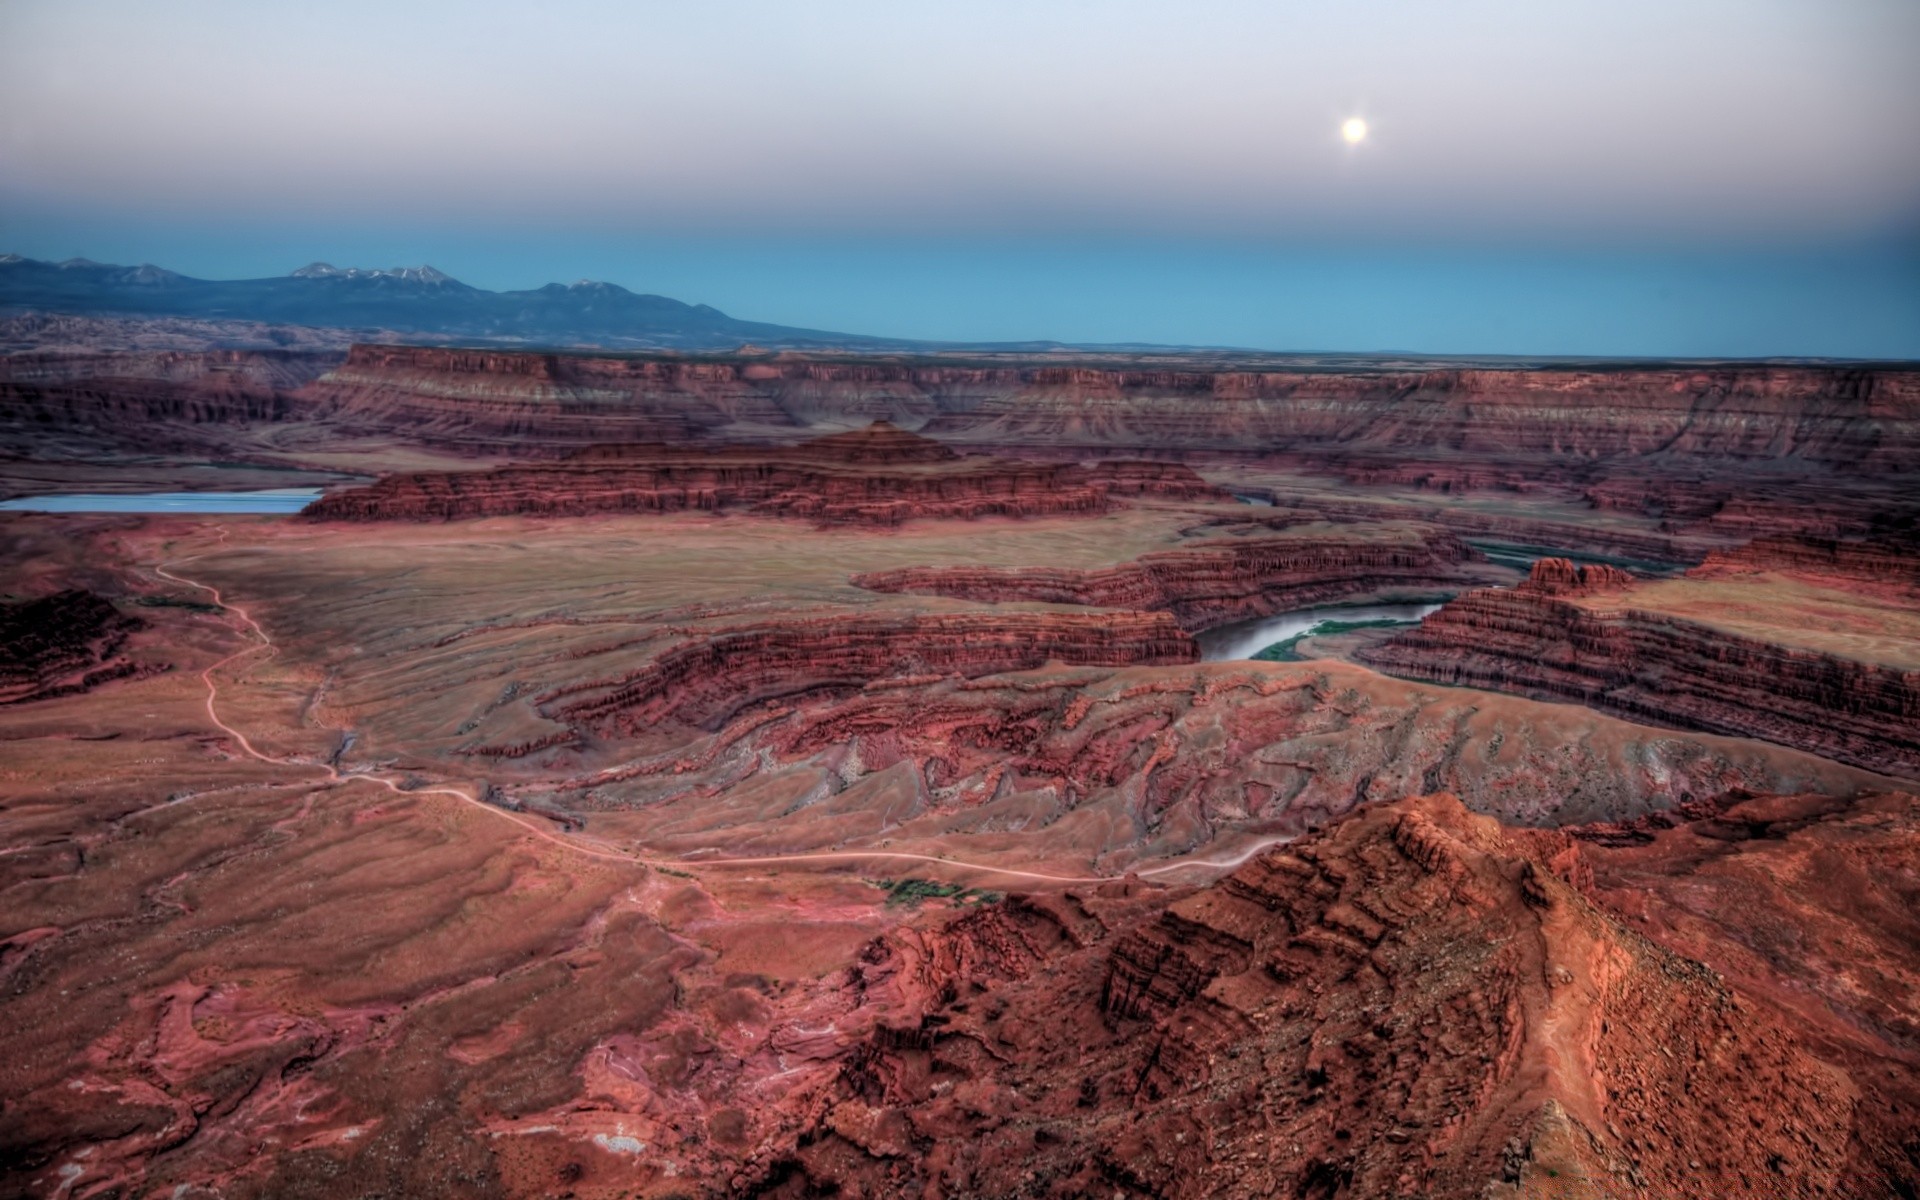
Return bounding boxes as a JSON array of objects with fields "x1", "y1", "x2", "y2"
[{"x1": 3, "y1": 0, "x2": 1918, "y2": 355}]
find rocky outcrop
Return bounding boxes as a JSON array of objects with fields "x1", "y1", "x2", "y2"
[
  {"x1": 1515, "y1": 556, "x2": 1636, "y2": 596},
  {"x1": 539, "y1": 609, "x2": 1199, "y2": 735},
  {"x1": 1695, "y1": 533, "x2": 1920, "y2": 593},
  {"x1": 0, "y1": 590, "x2": 149, "y2": 704},
  {"x1": 853, "y1": 529, "x2": 1486, "y2": 629},
  {"x1": 565, "y1": 657, "x2": 1888, "y2": 854},
  {"x1": 755, "y1": 792, "x2": 1909, "y2": 1198},
  {"x1": 302, "y1": 423, "x2": 1190, "y2": 525},
  {"x1": 1082, "y1": 458, "x2": 1229, "y2": 500},
  {"x1": 1358, "y1": 560, "x2": 1920, "y2": 776}
]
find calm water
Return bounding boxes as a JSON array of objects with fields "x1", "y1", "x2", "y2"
[
  {"x1": 0, "y1": 489, "x2": 323, "y2": 514},
  {"x1": 1196, "y1": 601, "x2": 1444, "y2": 662}
]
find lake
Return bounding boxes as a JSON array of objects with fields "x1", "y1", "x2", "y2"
[{"x1": 0, "y1": 489, "x2": 324, "y2": 514}]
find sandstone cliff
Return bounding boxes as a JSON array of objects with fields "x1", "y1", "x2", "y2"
[
  {"x1": 1358, "y1": 559, "x2": 1920, "y2": 776},
  {"x1": 301, "y1": 345, "x2": 1920, "y2": 467},
  {"x1": 302, "y1": 423, "x2": 1215, "y2": 525},
  {"x1": 530, "y1": 609, "x2": 1199, "y2": 738},
  {"x1": 0, "y1": 349, "x2": 333, "y2": 460},
  {"x1": 854, "y1": 529, "x2": 1486, "y2": 629},
  {"x1": 1695, "y1": 533, "x2": 1920, "y2": 594}
]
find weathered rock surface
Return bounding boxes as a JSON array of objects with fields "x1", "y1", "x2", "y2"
[
  {"x1": 745, "y1": 791, "x2": 1916, "y2": 1198},
  {"x1": 854, "y1": 529, "x2": 1487, "y2": 629},
  {"x1": 912, "y1": 362, "x2": 1920, "y2": 467},
  {"x1": 1570, "y1": 789, "x2": 1920, "y2": 1198},
  {"x1": 540, "y1": 610, "x2": 1199, "y2": 738},
  {"x1": 303, "y1": 423, "x2": 1214, "y2": 525},
  {"x1": 0, "y1": 589, "x2": 150, "y2": 704},
  {"x1": 1359, "y1": 559, "x2": 1920, "y2": 776},
  {"x1": 1512, "y1": 556, "x2": 1637, "y2": 596},
  {"x1": 0, "y1": 349, "x2": 334, "y2": 461},
  {"x1": 561, "y1": 659, "x2": 1888, "y2": 859},
  {"x1": 298, "y1": 346, "x2": 1920, "y2": 466},
  {"x1": 4, "y1": 514, "x2": 1915, "y2": 1199},
  {"x1": 1695, "y1": 532, "x2": 1920, "y2": 594}
]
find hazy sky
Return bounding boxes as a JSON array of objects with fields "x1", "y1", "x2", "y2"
[{"x1": 3, "y1": 0, "x2": 1918, "y2": 354}]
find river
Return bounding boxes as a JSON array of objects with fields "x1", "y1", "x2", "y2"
[{"x1": 1196, "y1": 601, "x2": 1444, "y2": 662}]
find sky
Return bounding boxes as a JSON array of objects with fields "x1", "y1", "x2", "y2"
[{"x1": 3, "y1": 0, "x2": 1918, "y2": 356}]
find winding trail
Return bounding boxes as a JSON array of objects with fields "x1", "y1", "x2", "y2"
[
  {"x1": 154, "y1": 549, "x2": 644, "y2": 868},
  {"x1": 153, "y1": 537, "x2": 1285, "y2": 887}
]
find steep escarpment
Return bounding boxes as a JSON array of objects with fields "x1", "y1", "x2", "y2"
[
  {"x1": 303, "y1": 422, "x2": 1212, "y2": 524},
  {"x1": 915, "y1": 362, "x2": 1920, "y2": 467},
  {"x1": 854, "y1": 528, "x2": 1488, "y2": 629},
  {"x1": 1358, "y1": 559, "x2": 1920, "y2": 776},
  {"x1": 294, "y1": 345, "x2": 1920, "y2": 466},
  {"x1": 300, "y1": 343, "x2": 755, "y2": 451},
  {"x1": 1695, "y1": 532, "x2": 1920, "y2": 594},
  {"x1": 752, "y1": 792, "x2": 1898, "y2": 1198},
  {"x1": 534, "y1": 609, "x2": 1198, "y2": 737},
  {"x1": 0, "y1": 590, "x2": 150, "y2": 704},
  {"x1": 0, "y1": 349, "x2": 335, "y2": 457}
]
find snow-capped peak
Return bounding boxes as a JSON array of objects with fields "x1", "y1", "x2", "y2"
[{"x1": 291, "y1": 262, "x2": 459, "y2": 285}]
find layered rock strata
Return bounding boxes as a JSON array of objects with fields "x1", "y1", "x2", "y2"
[
  {"x1": 539, "y1": 610, "x2": 1199, "y2": 736},
  {"x1": 0, "y1": 349, "x2": 333, "y2": 458},
  {"x1": 1358, "y1": 559, "x2": 1920, "y2": 776},
  {"x1": 556, "y1": 659, "x2": 1886, "y2": 851},
  {"x1": 853, "y1": 529, "x2": 1485, "y2": 629},
  {"x1": 308, "y1": 345, "x2": 1920, "y2": 467},
  {"x1": 748, "y1": 791, "x2": 1914, "y2": 1198},
  {"x1": 304, "y1": 423, "x2": 1214, "y2": 525},
  {"x1": 1695, "y1": 532, "x2": 1920, "y2": 593},
  {"x1": 0, "y1": 590, "x2": 149, "y2": 704}
]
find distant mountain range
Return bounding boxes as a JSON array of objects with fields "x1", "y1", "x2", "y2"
[{"x1": 0, "y1": 254, "x2": 900, "y2": 351}]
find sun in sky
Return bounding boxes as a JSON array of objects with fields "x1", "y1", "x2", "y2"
[{"x1": 1341, "y1": 117, "x2": 1368, "y2": 145}]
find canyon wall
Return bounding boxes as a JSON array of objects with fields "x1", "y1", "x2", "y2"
[
  {"x1": 1358, "y1": 559, "x2": 1920, "y2": 776},
  {"x1": 854, "y1": 530, "x2": 1485, "y2": 629},
  {"x1": 1694, "y1": 533, "x2": 1920, "y2": 593},
  {"x1": 299, "y1": 345, "x2": 1920, "y2": 465},
  {"x1": 301, "y1": 423, "x2": 1219, "y2": 524},
  {"x1": 531, "y1": 609, "x2": 1199, "y2": 738},
  {"x1": 0, "y1": 349, "x2": 335, "y2": 457}
]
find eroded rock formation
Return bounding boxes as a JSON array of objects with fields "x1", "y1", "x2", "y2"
[
  {"x1": 537, "y1": 610, "x2": 1199, "y2": 738},
  {"x1": 745, "y1": 791, "x2": 1917, "y2": 1198},
  {"x1": 0, "y1": 349, "x2": 334, "y2": 460},
  {"x1": 1695, "y1": 532, "x2": 1920, "y2": 594},
  {"x1": 1358, "y1": 560, "x2": 1920, "y2": 776},
  {"x1": 1513, "y1": 556, "x2": 1636, "y2": 596},
  {"x1": 854, "y1": 529, "x2": 1487, "y2": 629},
  {"x1": 303, "y1": 423, "x2": 1216, "y2": 525},
  {"x1": 298, "y1": 345, "x2": 1920, "y2": 466}
]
